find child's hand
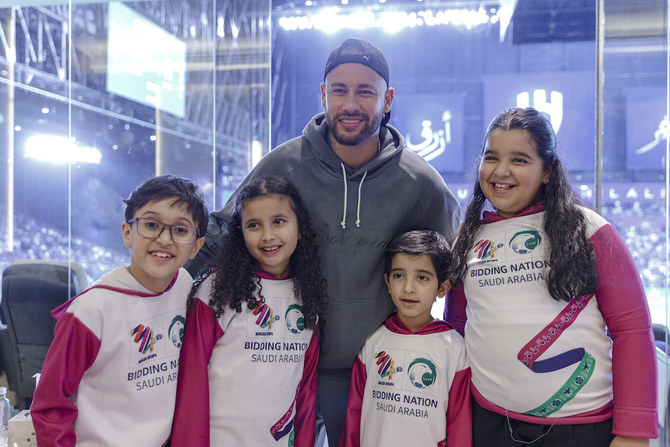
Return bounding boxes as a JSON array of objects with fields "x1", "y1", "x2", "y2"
[{"x1": 609, "y1": 435, "x2": 650, "y2": 447}]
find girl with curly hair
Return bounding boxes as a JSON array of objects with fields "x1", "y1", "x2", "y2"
[
  {"x1": 446, "y1": 108, "x2": 657, "y2": 447},
  {"x1": 172, "y1": 176, "x2": 328, "y2": 446}
]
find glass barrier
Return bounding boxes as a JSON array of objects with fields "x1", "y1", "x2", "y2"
[
  {"x1": 601, "y1": 1, "x2": 669, "y2": 444},
  {"x1": 0, "y1": 1, "x2": 269, "y2": 284},
  {"x1": 0, "y1": 0, "x2": 667, "y2": 443}
]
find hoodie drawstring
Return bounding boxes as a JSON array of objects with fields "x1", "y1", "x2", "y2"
[
  {"x1": 355, "y1": 171, "x2": 368, "y2": 227},
  {"x1": 340, "y1": 163, "x2": 368, "y2": 229},
  {"x1": 340, "y1": 163, "x2": 348, "y2": 229}
]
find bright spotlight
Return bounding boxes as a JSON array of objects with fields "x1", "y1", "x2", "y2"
[
  {"x1": 251, "y1": 140, "x2": 263, "y2": 169},
  {"x1": 24, "y1": 134, "x2": 102, "y2": 164},
  {"x1": 217, "y1": 17, "x2": 225, "y2": 37},
  {"x1": 278, "y1": 5, "x2": 499, "y2": 32}
]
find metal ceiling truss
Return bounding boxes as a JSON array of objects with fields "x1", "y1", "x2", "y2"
[{"x1": 0, "y1": 1, "x2": 271, "y2": 181}]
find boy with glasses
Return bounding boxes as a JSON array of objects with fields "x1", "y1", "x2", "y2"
[{"x1": 31, "y1": 175, "x2": 207, "y2": 446}]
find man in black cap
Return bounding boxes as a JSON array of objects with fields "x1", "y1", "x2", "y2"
[{"x1": 187, "y1": 37, "x2": 461, "y2": 445}]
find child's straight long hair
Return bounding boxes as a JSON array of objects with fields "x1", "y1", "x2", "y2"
[
  {"x1": 450, "y1": 107, "x2": 597, "y2": 302},
  {"x1": 209, "y1": 176, "x2": 327, "y2": 329}
]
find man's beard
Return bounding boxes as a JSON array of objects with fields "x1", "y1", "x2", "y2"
[{"x1": 325, "y1": 111, "x2": 383, "y2": 146}]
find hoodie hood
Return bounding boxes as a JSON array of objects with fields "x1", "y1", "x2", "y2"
[
  {"x1": 303, "y1": 113, "x2": 405, "y2": 181},
  {"x1": 303, "y1": 113, "x2": 406, "y2": 228}
]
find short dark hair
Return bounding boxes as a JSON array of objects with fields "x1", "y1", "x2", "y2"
[
  {"x1": 384, "y1": 230, "x2": 450, "y2": 285},
  {"x1": 123, "y1": 175, "x2": 209, "y2": 236}
]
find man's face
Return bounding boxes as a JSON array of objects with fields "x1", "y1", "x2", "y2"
[{"x1": 321, "y1": 63, "x2": 393, "y2": 147}]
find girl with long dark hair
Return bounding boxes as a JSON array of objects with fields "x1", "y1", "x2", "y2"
[{"x1": 447, "y1": 107, "x2": 657, "y2": 447}]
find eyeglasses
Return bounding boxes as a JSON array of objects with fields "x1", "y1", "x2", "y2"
[{"x1": 127, "y1": 217, "x2": 200, "y2": 245}]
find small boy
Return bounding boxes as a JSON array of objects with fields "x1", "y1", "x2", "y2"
[
  {"x1": 30, "y1": 175, "x2": 208, "y2": 446},
  {"x1": 339, "y1": 229, "x2": 471, "y2": 447}
]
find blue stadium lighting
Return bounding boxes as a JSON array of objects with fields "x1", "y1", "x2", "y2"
[
  {"x1": 277, "y1": 6, "x2": 499, "y2": 32},
  {"x1": 24, "y1": 134, "x2": 102, "y2": 165},
  {"x1": 217, "y1": 17, "x2": 225, "y2": 37}
]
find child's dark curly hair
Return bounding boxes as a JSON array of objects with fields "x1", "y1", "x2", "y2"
[
  {"x1": 450, "y1": 107, "x2": 597, "y2": 302},
  {"x1": 208, "y1": 176, "x2": 327, "y2": 331}
]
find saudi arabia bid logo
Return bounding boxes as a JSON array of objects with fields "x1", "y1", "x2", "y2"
[
  {"x1": 473, "y1": 239, "x2": 501, "y2": 259},
  {"x1": 374, "y1": 351, "x2": 402, "y2": 380},
  {"x1": 130, "y1": 324, "x2": 155, "y2": 354},
  {"x1": 253, "y1": 301, "x2": 275, "y2": 329},
  {"x1": 285, "y1": 304, "x2": 305, "y2": 334}
]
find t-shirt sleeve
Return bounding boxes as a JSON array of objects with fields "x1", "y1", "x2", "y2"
[
  {"x1": 338, "y1": 355, "x2": 367, "y2": 447},
  {"x1": 445, "y1": 367, "x2": 472, "y2": 446},
  {"x1": 293, "y1": 330, "x2": 319, "y2": 447},
  {"x1": 444, "y1": 283, "x2": 467, "y2": 336},
  {"x1": 171, "y1": 298, "x2": 222, "y2": 446},
  {"x1": 30, "y1": 312, "x2": 101, "y2": 447},
  {"x1": 591, "y1": 224, "x2": 658, "y2": 438}
]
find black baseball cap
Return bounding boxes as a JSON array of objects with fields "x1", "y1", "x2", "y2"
[{"x1": 323, "y1": 38, "x2": 390, "y2": 87}]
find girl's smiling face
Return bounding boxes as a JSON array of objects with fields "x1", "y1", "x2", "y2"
[
  {"x1": 241, "y1": 194, "x2": 300, "y2": 278},
  {"x1": 479, "y1": 128, "x2": 552, "y2": 219}
]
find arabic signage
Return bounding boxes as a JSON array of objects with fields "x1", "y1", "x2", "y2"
[
  {"x1": 625, "y1": 86, "x2": 668, "y2": 170},
  {"x1": 448, "y1": 182, "x2": 665, "y2": 208},
  {"x1": 482, "y1": 71, "x2": 596, "y2": 171},
  {"x1": 391, "y1": 92, "x2": 466, "y2": 173}
]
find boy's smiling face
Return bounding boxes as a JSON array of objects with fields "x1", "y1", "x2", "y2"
[
  {"x1": 385, "y1": 253, "x2": 448, "y2": 332},
  {"x1": 122, "y1": 197, "x2": 204, "y2": 292}
]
